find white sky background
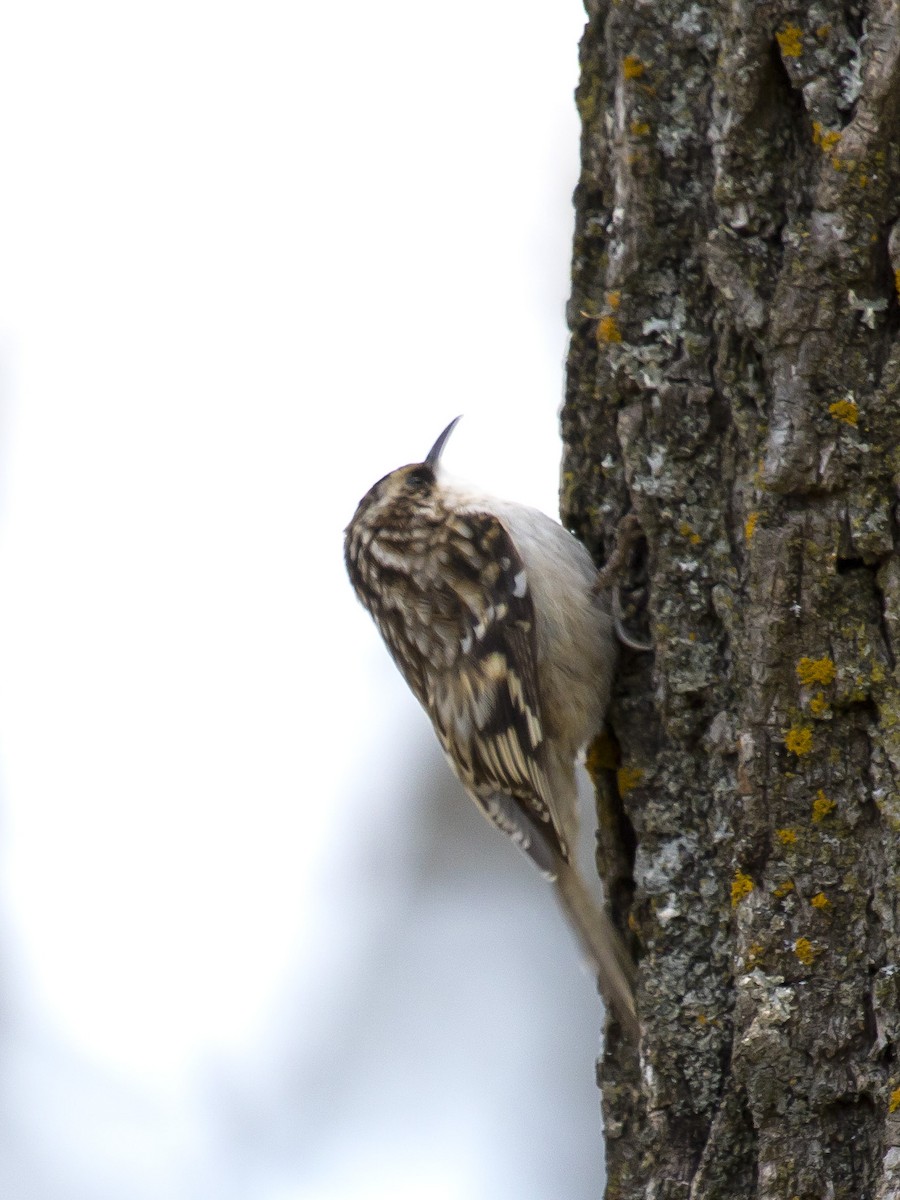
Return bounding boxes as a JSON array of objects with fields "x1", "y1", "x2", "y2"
[{"x1": 0, "y1": 2, "x2": 605, "y2": 1197}]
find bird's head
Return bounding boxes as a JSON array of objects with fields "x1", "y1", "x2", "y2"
[{"x1": 344, "y1": 416, "x2": 462, "y2": 540}]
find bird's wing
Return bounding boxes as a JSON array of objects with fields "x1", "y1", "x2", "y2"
[{"x1": 425, "y1": 510, "x2": 569, "y2": 872}]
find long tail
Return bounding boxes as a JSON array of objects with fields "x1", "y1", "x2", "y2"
[{"x1": 553, "y1": 860, "x2": 639, "y2": 1042}]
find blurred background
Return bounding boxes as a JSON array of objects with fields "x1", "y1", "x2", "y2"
[{"x1": 0, "y1": 1, "x2": 608, "y2": 1197}]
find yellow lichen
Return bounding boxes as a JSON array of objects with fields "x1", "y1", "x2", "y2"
[
  {"x1": 811, "y1": 892, "x2": 830, "y2": 909},
  {"x1": 796, "y1": 656, "x2": 837, "y2": 686},
  {"x1": 629, "y1": 120, "x2": 650, "y2": 137},
  {"x1": 597, "y1": 315, "x2": 622, "y2": 343},
  {"x1": 794, "y1": 937, "x2": 819, "y2": 966},
  {"x1": 731, "y1": 871, "x2": 754, "y2": 907},
  {"x1": 812, "y1": 790, "x2": 835, "y2": 821},
  {"x1": 585, "y1": 732, "x2": 618, "y2": 776},
  {"x1": 623, "y1": 54, "x2": 644, "y2": 79},
  {"x1": 890, "y1": 1088, "x2": 900, "y2": 1114},
  {"x1": 745, "y1": 942, "x2": 765, "y2": 967},
  {"x1": 776, "y1": 827, "x2": 798, "y2": 845},
  {"x1": 678, "y1": 521, "x2": 701, "y2": 545},
  {"x1": 895, "y1": 269, "x2": 900, "y2": 300},
  {"x1": 773, "y1": 880, "x2": 795, "y2": 899},
  {"x1": 617, "y1": 766, "x2": 643, "y2": 796},
  {"x1": 829, "y1": 398, "x2": 859, "y2": 426},
  {"x1": 744, "y1": 511, "x2": 759, "y2": 541},
  {"x1": 809, "y1": 692, "x2": 830, "y2": 716},
  {"x1": 776, "y1": 25, "x2": 804, "y2": 57},
  {"x1": 812, "y1": 121, "x2": 842, "y2": 152},
  {"x1": 784, "y1": 725, "x2": 813, "y2": 756},
  {"x1": 606, "y1": 290, "x2": 621, "y2": 311},
  {"x1": 816, "y1": 23, "x2": 831, "y2": 38}
]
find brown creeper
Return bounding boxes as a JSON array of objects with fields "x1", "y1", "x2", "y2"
[{"x1": 344, "y1": 418, "x2": 638, "y2": 1038}]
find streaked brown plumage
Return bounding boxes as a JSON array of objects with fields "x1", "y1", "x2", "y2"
[{"x1": 344, "y1": 418, "x2": 638, "y2": 1039}]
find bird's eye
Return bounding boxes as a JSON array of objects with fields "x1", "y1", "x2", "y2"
[{"x1": 407, "y1": 467, "x2": 433, "y2": 491}]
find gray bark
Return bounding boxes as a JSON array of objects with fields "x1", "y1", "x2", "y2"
[{"x1": 562, "y1": 2, "x2": 900, "y2": 1197}]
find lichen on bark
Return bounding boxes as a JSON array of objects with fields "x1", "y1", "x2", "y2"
[{"x1": 562, "y1": 1, "x2": 900, "y2": 1196}]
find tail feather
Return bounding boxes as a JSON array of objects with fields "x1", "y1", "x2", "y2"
[{"x1": 553, "y1": 860, "x2": 639, "y2": 1042}]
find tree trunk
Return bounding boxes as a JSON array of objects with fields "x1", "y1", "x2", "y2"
[{"x1": 562, "y1": 2, "x2": 900, "y2": 1197}]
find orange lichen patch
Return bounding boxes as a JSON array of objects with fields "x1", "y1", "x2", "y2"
[
  {"x1": 816, "y1": 23, "x2": 831, "y2": 38},
  {"x1": 794, "y1": 937, "x2": 819, "y2": 966},
  {"x1": 616, "y1": 766, "x2": 643, "y2": 796},
  {"x1": 731, "y1": 871, "x2": 754, "y2": 907},
  {"x1": 776, "y1": 25, "x2": 804, "y2": 57},
  {"x1": 797, "y1": 656, "x2": 837, "y2": 687},
  {"x1": 597, "y1": 315, "x2": 622, "y2": 343},
  {"x1": 812, "y1": 790, "x2": 835, "y2": 821},
  {"x1": 630, "y1": 120, "x2": 651, "y2": 137},
  {"x1": 606, "y1": 290, "x2": 621, "y2": 310},
  {"x1": 829, "y1": 398, "x2": 859, "y2": 426},
  {"x1": 809, "y1": 692, "x2": 830, "y2": 716},
  {"x1": 773, "y1": 879, "x2": 795, "y2": 899},
  {"x1": 895, "y1": 269, "x2": 900, "y2": 300},
  {"x1": 811, "y1": 892, "x2": 830, "y2": 909},
  {"x1": 623, "y1": 54, "x2": 644, "y2": 79},
  {"x1": 890, "y1": 1088, "x2": 900, "y2": 1114},
  {"x1": 784, "y1": 725, "x2": 813, "y2": 756},
  {"x1": 744, "y1": 511, "x2": 759, "y2": 541},
  {"x1": 812, "y1": 121, "x2": 842, "y2": 152},
  {"x1": 776, "y1": 827, "x2": 798, "y2": 845}
]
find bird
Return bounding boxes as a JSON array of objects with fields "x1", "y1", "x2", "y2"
[{"x1": 344, "y1": 417, "x2": 638, "y2": 1039}]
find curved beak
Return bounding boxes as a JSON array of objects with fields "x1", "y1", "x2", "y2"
[{"x1": 424, "y1": 416, "x2": 462, "y2": 470}]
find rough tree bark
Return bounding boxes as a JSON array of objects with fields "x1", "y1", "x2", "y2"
[{"x1": 561, "y1": 2, "x2": 900, "y2": 1197}]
